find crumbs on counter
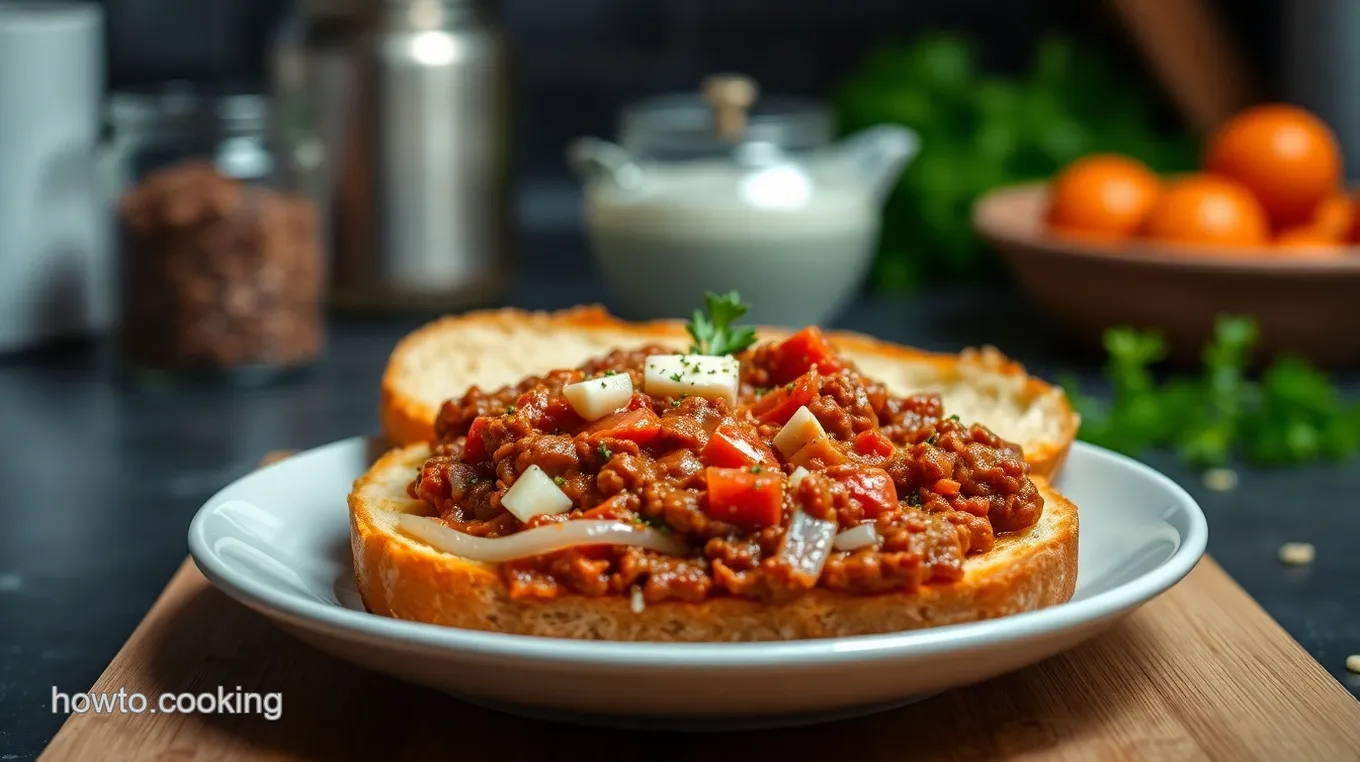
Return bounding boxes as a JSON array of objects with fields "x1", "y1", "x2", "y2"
[
  {"x1": 1202, "y1": 468, "x2": 1238, "y2": 492},
  {"x1": 1277, "y1": 542, "x2": 1316, "y2": 566},
  {"x1": 116, "y1": 160, "x2": 324, "y2": 376}
]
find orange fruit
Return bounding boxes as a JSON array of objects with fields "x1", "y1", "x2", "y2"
[
  {"x1": 1308, "y1": 194, "x2": 1354, "y2": 240},
  {"x1": 1277, "y1": 226, "x2": 1339, "y2": 248},
  {"x1": 1140, "y1": 174, "x2": 1270, "y2": 246},
  {"x1": 1203, "y1": 103, "x2": 1342, "y2": 228},
  {"x1": 1276, "y1": 194, "x2": 1354, "y2": 252},
  {"x1": 1275, "y1": 226, "x2": 1347, "y2": 257},
  {"x1": 1045, "y1": 154, "x2": 1162, "y2": 239}
]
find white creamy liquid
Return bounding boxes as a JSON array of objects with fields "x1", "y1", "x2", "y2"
[{"x1": 583, "y1": 159, "x2": 881, "y2": 326}]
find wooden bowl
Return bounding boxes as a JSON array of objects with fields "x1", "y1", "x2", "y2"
[{"x1": 973, "y1": 182, "x2": 1360, "y2": 367}]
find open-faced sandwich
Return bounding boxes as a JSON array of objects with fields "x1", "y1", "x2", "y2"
[{"x1": 350, "y1": 294, "x2": 1080, "y2": 641}]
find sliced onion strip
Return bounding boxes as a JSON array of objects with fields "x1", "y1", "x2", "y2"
[
  {"x1": 398, "y1": 515, "x2": 688, "y2": 563},
  {"x1": 777, "y1": 507, "x2": 837, "y2": 585},
  {"x1": 832, "y1": 522, "x2": 880, "y2": 552}
]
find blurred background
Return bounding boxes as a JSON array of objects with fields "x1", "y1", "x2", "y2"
[
  {"x1": 96, "y1": 0, "x2": 1267, "y2": 184},
  {"x1": 8, "y1": 0, "x2": 1360, "y2": 357},
  {"x1": 6, "y1": 0, "x2": 1355, "y2": 336}
]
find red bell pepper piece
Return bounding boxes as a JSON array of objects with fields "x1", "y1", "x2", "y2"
[
  {"x1": 584, "y1": 407, "x2": 661, "y2": 446},
  {"x1": 461, "y1": 417, "x2": 490, "y2": 463},
  {"x1": 838, "y1": 467, "x2": 899, "y2": 516},
  {"x1": 853, "y1": 429, "x2": 894, "y2": 459},
  {"x1": 705, "y1": 467, "x2": 785, "y2": 530},
  {"x1": 933, "y1": 478, "x2": 961, "y2": 497},
  {"x1": 751, "y1": 367, "x2": 819, "y2": 425},
  {"x1": 788, "y1": 435, "x2": 848, "y2": 469},
  {"x1": 702, "y1": 422, "x2": 780, "y2": 469},
  {"x1": 767, "y1": 326, "x2": 844, "y2": 384}
]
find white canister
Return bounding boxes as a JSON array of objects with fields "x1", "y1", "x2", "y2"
[{"x1": 0, "y1": 2, "x2": 110, "y2": 353}]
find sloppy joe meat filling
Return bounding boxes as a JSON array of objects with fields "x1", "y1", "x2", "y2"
[{"x1": 409, "y1": 333, "x2": 1044, "y2": 603}]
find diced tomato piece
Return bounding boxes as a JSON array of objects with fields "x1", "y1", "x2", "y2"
[
  {"x1": 702, "y1": 423, "x2": 780, "y2": 469},
  {"x1": 838, "y1": 467, "x2": 899, "y2": 516},
  {"x1": 705, "y1": 467, "x2": 785, "y2": 530},
  {"x1": 513, "y1": 389, "x2": 545, "y2": 421},
  {"x1": 625, "y1": 391, "x2": 650, "y2": 412},
  {"x1": 767, "y1": 326, "x2": 844, "y2": 384},
  {"x1": 461, "y1": 417, "x2": 490, "y2": 463},
  {"x1": 853, "y1": 429, "x2": 894, "y2": 459},
  {"x1": 751, "y1": 367, "x2": 819, "y2": 425},
  {"x1": 788, "y1": 435, "x2": 848, "y2": 469},
  {"x1": 584, "y1": 407, "x2": 661, "y2": 446},
  {"x1": 933, "y1": 478, "x2": 961, "y2": 497},
  {"x1": 509, "y1": 386, "x2": 581, "y2": 432}
]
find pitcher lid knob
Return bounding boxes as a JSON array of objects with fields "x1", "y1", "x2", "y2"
[{"x1": 701, "y1": 74, "x2": 759, "y2": 140}]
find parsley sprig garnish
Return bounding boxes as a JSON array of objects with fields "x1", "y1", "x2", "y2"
[{"x1": 687, "y1": 291, "x2": 757, "y2": 356}]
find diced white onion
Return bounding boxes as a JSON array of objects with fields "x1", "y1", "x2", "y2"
[
  {"x1": 644, "y1": 354, "x2": 740, "y2": 405},
  {"x1": 398, "y1": 515, "x2": 688, "y2": 563},
  {"x1": 777, "y1": 507, "x2": 837, "y2": 584},
  {"x1": 833, "y1": 522, "x2": 880, "y2": 551},
  {"x1": 563, "y1": 372, "x2": 633, "y2": 421},
  {"x1": 773, "y1": 406, "x2": 825, "y2": 458},
  {"x1": 788, "y1": 466, "x2": 809, "y2": 490},
  {"x1": 501, "y1": 464, "x2": 572, "y2": 522}
]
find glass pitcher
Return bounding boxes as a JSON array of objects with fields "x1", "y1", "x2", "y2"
[{"x1": 568, "y1": 75, "x2": 919, "y2": 327}]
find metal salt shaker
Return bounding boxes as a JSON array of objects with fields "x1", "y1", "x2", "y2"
[{"x1": 272, "y1": 0, "x2": 511, "y2": 311}]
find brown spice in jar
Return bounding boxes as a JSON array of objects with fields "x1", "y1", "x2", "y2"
[{"x1": 117, "y1": 161, "x2": 323, "y2": 373}]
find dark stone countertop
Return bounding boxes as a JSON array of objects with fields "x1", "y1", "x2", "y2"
[{"x1": 2, "y1": 232, "x2": 1358, "y2": 758}]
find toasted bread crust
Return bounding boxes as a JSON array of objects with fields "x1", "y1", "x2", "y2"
[
  {"x1": 350, "y1": 443, "x2": 1079, "y2": 642},
  {"x1": 378, "y1": 305, "x2": 1078, "y2": 480}
]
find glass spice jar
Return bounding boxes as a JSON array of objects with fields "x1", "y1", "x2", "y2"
[{"x1": 108, "y1": 83, "x2": 326, "y2": 384}]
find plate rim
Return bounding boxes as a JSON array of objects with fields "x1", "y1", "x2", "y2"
[{"x1": 188, "y1": 436, "x2": 1208, "y2": 669}]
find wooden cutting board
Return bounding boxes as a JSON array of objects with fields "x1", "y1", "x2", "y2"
[{"x1": 41, "y1": 454, "x2": 1360, "y2": 761}]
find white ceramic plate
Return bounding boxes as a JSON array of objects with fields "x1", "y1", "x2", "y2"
[{"x1": 188, "y1": 437, "x2": 1207, "y2": 730}]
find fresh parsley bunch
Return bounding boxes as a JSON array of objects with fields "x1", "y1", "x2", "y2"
[
  {"x1": 835, "y1": 34, "x2": 1198, "y2": 289},
  {"x1": 1065, "y1": 316, "x2": 1360, "y2": 468}
]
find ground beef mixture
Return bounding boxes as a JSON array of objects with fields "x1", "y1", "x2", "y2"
[{"x1": 412, "y1": 329, "x2": 1043, "y2": 604}]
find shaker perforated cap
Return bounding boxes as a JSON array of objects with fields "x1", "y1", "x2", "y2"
[{"x1": 618, "y1": 74, "x2": 834, "y2": 159}]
